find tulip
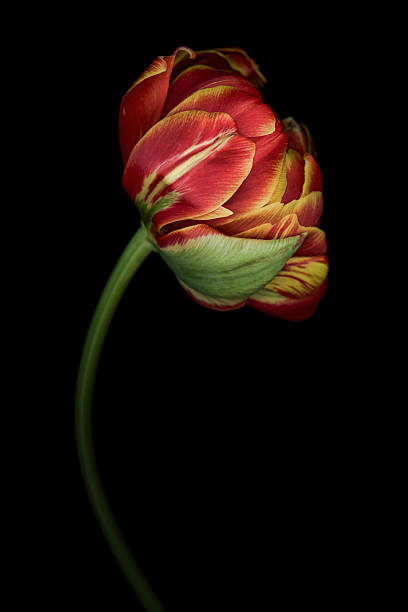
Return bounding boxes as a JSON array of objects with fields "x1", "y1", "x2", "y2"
[
  {"x1": 120, "y1": 46, "x2": 328, "y2": 321},
  {"x1": 76, "y1": 46, "x2": 329, "y2": 611}
]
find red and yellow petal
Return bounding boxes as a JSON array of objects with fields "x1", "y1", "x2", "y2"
[
  {"x1": 301, "y1": 153, "x2": 322, "y2": 196},
  {"x1": 212, "y1": 47, "x2": 267, "y2": 86},
  {"x1": 166, "y1": 85, "x2": 278, "y2": 138},
  {"x1": 119, "y1": 46, "x2": 195, "y2": 164},
  {"x1": 162, "y1": 65, "x2": 261, "y2": 116},
  {"x1": 122, "y1": 110, "x2": 255, "y2": 230},
  {"x1": 264, "y1": 214, "x2": 327, "y2": 255},
  {"x1": 282, "y1": 116, "x2": 315, "y2": 156},
  {"x1": 172, "y1": 48, "x2": 266, "y2": 87},
  {"x1": 279, "y1": 191, "x2": 324, "y2": 227},
  {"x1": 235, "y1": 213, "x2": 327, "y2": 256},
  {"x1": 281, "y1": 149, "x2": 305, "y2": 203},
  {"x1": 212, "y1": 191, "x2": 324, "y2": 236},
  {"x1": 282, "y1": 116, "x2": 308, "y2": 154},
  {"x1": 247, "y1": 255, "x2": 329, "y2": 321},
  {"x1": 269, "y1": 256, "x2": 328, "y2": 299},
  {"x1": 172, "y1": 50, "x2": 231, "y2": 78},
  {"x1": 222, "y1": 132, "x2": 287, "y2": 214},
  {"x1": 233, "y1": 223, "x2": 273, "y2": 239}
]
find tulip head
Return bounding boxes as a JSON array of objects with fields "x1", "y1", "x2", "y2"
[{"x1": 119, "y1": 46, "x2": 328, "y2": 321}]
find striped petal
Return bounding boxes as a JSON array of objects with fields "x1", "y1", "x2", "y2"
[
  {"x1": 281, "y1": 149, "x2": 305, "y2": 203},
  {"x1": 247, "y1": 255, "x2": 329, "y2": 321},
  {"x1": 282, "y1": 116, "x2": 315, "y2": 156},
  {"x1": 166, "y1": 86, "x2": 279, "y2": 138},
  {"x1": 236, "y1": 213, "x2": 327, "y2": 256},
  {"x1": 119, "y1": 46, "x2": 195, "y2": 164},
  {"x1": 212, "y1": 191, "x2": 324, "y2": 235},
  {"x1": 233, "y1": 223, "x2": 273, "y2": 239},
  {"x1": 172, "y1": 48, "x2": 266, "y2": 87},
  {"x1": 162, "y1": 65, "x2": 261, "y2": 116},
  {"x1": 301, "y1": 153, "x2": 322, "y2": 196},
  {"x1": 276, "y1": 191, "x2": 324, "y2": 227},
  {"x1": 122, "y1": 110, "x2": 255, "y2": 231},
  {"x1": 223, "y1": 132, "x2": 287, "y2": 214},
  {"x1": 264, "y1": 214, "x2": 327, "y2": 255},
  {"x1": 172, "y1": 50, "x2": 232, "y2": 78},
  {"x1": 215, "y1": 47, "x2": 267, "y2": 86},
  {"x1": 156, "y1": 224, "x2": 306, "y2": 303}
]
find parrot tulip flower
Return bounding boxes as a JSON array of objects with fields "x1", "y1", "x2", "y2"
[
  {"x1": 76, "y1": 45, "x2": 329, "y2": 612},
  {"x1": 120, "y1": 46, "x2": 328, "y2": 321}
]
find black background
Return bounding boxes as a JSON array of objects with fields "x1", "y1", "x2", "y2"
[{"x1": 45, "y1": 4, "x2": 374, "y2": 610}]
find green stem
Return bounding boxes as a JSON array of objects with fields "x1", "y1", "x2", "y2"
[{"x1": 75, "y1": 226, "x2": 165, "y2": 611}]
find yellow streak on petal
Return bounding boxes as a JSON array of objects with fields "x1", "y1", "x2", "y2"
[
  {"x1": 170, "y1": 64, "x2": 224, "y2": 87},
  {"x1": 234, "y1": 223, "x2": 273, "y2": 238},
  {"x1": 139, "y1": 171, "x2": 158, "y2": 201},
  {"x1": 266, "y1": 150, "x2": 287, "y2": 204},
  {"x1": 146, "y1": 133, "x2": 234, "y2": 205},
  {"x1": 131, "y1": 57, "x2": 168, "y2": 89},
  {"x1": 167, "y1": 85, "x2": 251, "y2": 118},
  {"x1": 301, "y1": 154, "x2": 320, "y2": 197},
  {"x1": 266, "y1": 257, "x2": 328, "y2": 298},
  {"x1": 192, "y1": 206, "x2": 234, "y2": 221},
  {"x1": 271, "y1": 214, "x2": 299, "y2": 238}
]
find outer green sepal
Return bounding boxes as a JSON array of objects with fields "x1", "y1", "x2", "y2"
[{"x1": 156, "y1": 224, "x2": 306, "y2": 302}]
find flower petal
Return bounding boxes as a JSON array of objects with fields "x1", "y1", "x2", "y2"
[
  {"x1": 234, "y1": 213, "x2": 326, "y2": 256},
  {"x1": 166, "y1": 85, "x2": 278, "y2": 137},
  {"x1": 172, "y1": 48, "x2": 266, "y2": 87},
  {"x1": 191, "y1": 205, "x2": 234, "y2": 221},
  {"x1": 282, "y1": 116, "x2": 315, "y2": 156},
  {"x1": 279, "y1": 191, "x2": 324, "y2": 227},
  {"x1": 162, "y1": 65, "x2": 261, "y2": 116},
  {"x1": 301, "y1": 153, "x2": 322, "y2": 196},
  {"x1": 281, "y1": 149, "x2": 305, "y2": 203},
  {"x1": 248, "y1": 256, "x2": 329, "y2": 321},
  {"x1": 263, "y1": 214, "x2": 327, "y2": 255},
  {"x1": 234, "y1": 223, "x2": 273, "y2": 239},
  {"x1": 122, "y1": 110, "x2": 255, "y2": 230},
  {"x1": 172, "y1": 50, "x2": 231, "y2": 78},
  {"x1": 223, "y1": 132, "x2": 287, "y2": 214},
  {"x1": 119, "y1": 46, "x2": 195, "y2": 164},
  {"x1": 215, "y1": 47, "x2": 267, "y2": 86},
  {"x1": 156, "y1": 224, "x2": 306, "y2": 303},
  {"x1": 212, "y1": 191, "x2": 324, "y2": 235}
]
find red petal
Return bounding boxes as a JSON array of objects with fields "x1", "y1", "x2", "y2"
[
  {"x1": 166, "y1": 85, "x2": 278, "y2": 138},
  {"x1": 215, "y1": 47, "x2": 267, "y2": 86},
  {"x1": 172, "y1": 51, "x2": 231, "y2": 80},
  {"x1": 282, "y1": 116, "x2": 308, "y2": 154},
  {"x1": 119, "y1": 47, "x2": 195, "y2": 165},
  {"x1": 281, "y1": 149, "x2": 305, "y2": 203},
  {"x1": 223, "y1": 132, "x2": 287, "y2": 214},
  {"x1": 172, "y1": 48, "x2": 266, "y2": 87},
  {"x1": 212, "y1": 190, "x2": 324, "y2": 236},
  {"x1": 122, "y1": 110, "x2": 255, "y2": 230},
  {"x1": 162, "y1": 65, "x2": 261, "y2": 116},
  {"x1": 248, "y1": 277, "x2": 328, "y2": 321},
  {"x1": 264, "y1": 214, "x2": 327, "y2": 255},
  {"x1": 248, "y1": 256, "x2": 328, "y2": 321},
  {"x1": 301, "y1": 153, "x2": 322, "y2": 196}
]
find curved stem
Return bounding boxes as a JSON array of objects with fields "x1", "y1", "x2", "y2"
[{"x1": 75, "y1": 226, "x2": 165, "y2": 611}]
